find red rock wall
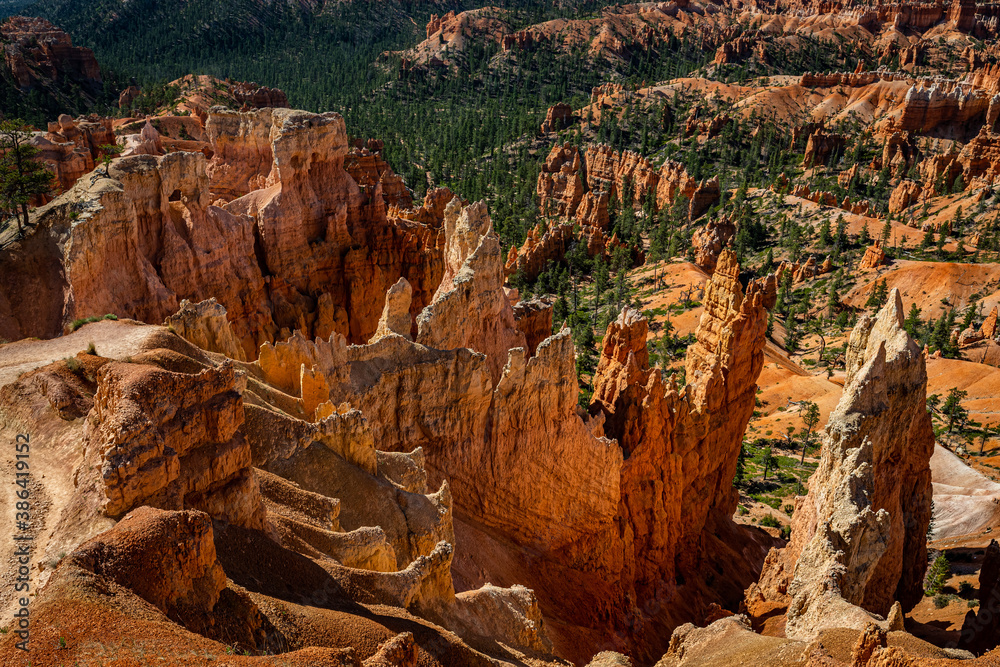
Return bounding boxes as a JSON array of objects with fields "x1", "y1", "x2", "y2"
[
  {"x1": 0, "y1": 17, "x2": 101, "y2": 92},
  {"x1": 0, "y1": 108, "x2": 445, "y2": 356},
  {"x1": 89, "y1": 361, "x2": 267, "y2": 530}
]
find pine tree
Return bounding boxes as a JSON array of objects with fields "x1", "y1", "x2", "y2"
[
  {"x1": 904, "y1": 303, "x2": 922, "y2": 338},
  {"x1": 835, "y1": 214, "x2": 848, "y2": 247},
  {"x1": 880, "y1": 218, "x2": 892, "y2": 246},
  {"x1": 865, "y1": 278, "x2": 888, "y2": 312},
  {"x1": 925, "y1": 553, "x2": 949, "y2": 595},
  {"x1": 942, "y1": 387, "x2": 969, "y2": 433},
  {"x1": 826, "y1": 274, "x2": 840, "y2": 317},
  {"x1": 819, "y1": 218, "x2": 832, "y2": 246},
  {"x1": 858, "y1": 220, "x2": 871, "y2": 246},
  {"x1": 785, "y1": 314, "x2": 801, "y2": 352},
  {"x1": 800, "y1": 401, "x2": 821, "y2": 463},
  {"x1": 931, "y1": 314, "x2": 952, "y2": 354},
  {"x1": 962, "y1": 303, "x2": 977, "y2": 331},
  {"x1": 775, "y1": 272, "x2": 792, "y2": 316},
  {"x1": 758, "y1": 445, "x2": 778, "y2": 480},
  {"x1": 0, "y1": 119, "x2": 54, "y2": 236},
  {"x1": 921, "y1": 227, "x2": 935, "y2": 251}
]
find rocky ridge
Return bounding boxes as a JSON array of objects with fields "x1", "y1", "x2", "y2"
[
  {"x1": 0, "y1": 107, "x2": 443, "y2": 357},
  {"x1": 747, "y1": 290, "x2": 934, "y2": 640}
]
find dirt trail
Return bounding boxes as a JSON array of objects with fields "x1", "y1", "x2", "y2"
[
  {"x1": 0, "y1": 318, "x2": 163, "y2": 385},
  {"x1": 0, "y1": 320, "x2": 171, "y2": 624}
]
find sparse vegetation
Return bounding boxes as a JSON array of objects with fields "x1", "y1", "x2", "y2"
[{"x1": 68, "y1": 313, "x2": 119, "y2": 332}]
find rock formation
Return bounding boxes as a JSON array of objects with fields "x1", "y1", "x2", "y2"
[
  {"x1": 416, "y1": 199, "x2": 526, "y2": 383},
  {"x1": 230, "y1": 81, "x2": 289, "y2": 109},
  {"x1": 692, "y1": 216, "x2": 736, "y2": 272},
  {"x1": 369, "y1": 277, "x2": 415, "y2": 343},
  {"x1": 889, "y1": 179, "x2": 923, "y2": 213},
  {"x1": 0, "y1": 17, "x2": 101, "y2": 94},
  {"x1": 804, "y1": 129, "x2": 846, "y2": 167},
  {"x1": 541, "y1": 102, "x2": 574, "y2": 133},
  {"x1": 30, "y1": 115, "x2": 114, "y2": 192},
  {"x1": 118, "y1": 84, "x2": 140, "y2": 109},
  {"x1": 164, "y1": 298, "x2": 248, "y2": 360},
  {"x1": 0, "y1": 107, "x2": 450, "y2": 359},
  {"x1": 897, "y1": 79, "x2": 994, "y2": 135},
  {"x1": 538, "y1": 142, "x2": 720, "y2": 222},
  {"x1": 537, "y1": 143, "x2": 586, "y2": 218},
  {"x1": 747, "y1": 290, "x2": 934, "y2": 641},
  {"x1": 859, "y1": 243, "x2": 887, "y2": 270},
  {"x1": 120, "y1": 119, "x2": 165, "y2": 157},
  {"x1": 983, "y1": 305, "x2": 998, "y2": 339},
  {"x1": 562, "y1": 249, "x2": 772, "y2": 659},
  {"x1": 67, "y1": 507, "x2": 227, "y2": 634},
  {"x1": 0, "y1": 314, "x2": 561, "y2": 665},
  {"x1": 237, "y1": 196, "x2": 772, "y2": 659},
  {"x1": 586, "y1": 143, "x2": 661, "y2": 208},
  {"x1": 714, "y1": 31, "x2": 759, "y2": 64},
  {"x1": 513, "y1": 296, "x2": 554, "y2": 355},
  {"x1": 959, "y1": 306, "x2": 998, "y2": 347},
  {"x1": 345, "y1": 143, "x2": 414, "y2": 210},
  {"x1": 89, "y1": 360, "x2": 268, "y2": 530},
  {"x1": 504, "y1": 222, "x2": 578, "y2": 281},
  {"x1": 960, "y1": 539, "x2": 1000, "y2": 653}
]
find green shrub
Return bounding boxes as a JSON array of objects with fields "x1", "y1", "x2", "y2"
[
  {"x1": 68, "y1": 316, "x2": 97, "y2": 332},
  {"x1": 764, "y1": 496, "x2": 782, "y2": 509},
  {"x1": 933, "y1": 594, "x2": 951, "y2": 609},
  {"x1": 64, "y1": 357, "x2": 81, "y2": 372},
  {"x1": 759, "y1": 515, "x2": 781, "y2": 528},
  {"x1": 69, "y1": 313, "x2": 118, "y2": 332}
]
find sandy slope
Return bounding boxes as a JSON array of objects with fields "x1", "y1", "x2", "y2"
[{"x1": 929, "y1": 444, "x2": 1000, "y2": 546}]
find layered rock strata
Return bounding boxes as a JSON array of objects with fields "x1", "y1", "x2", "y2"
[
  {"x1": 238, "y1": 206, "x2": 772, "y2": 660},
  {"x1": 536, "y1": 143, "x2": 720, "y2": 224},
  {"x1": 576, "y1": 249, "x2": 772, "y2": 659},
  {"x1": 89, "y1": 360, "x2": 268, "y2": 530},
  {"x1": 67, "y1": 507, "x2": 226, "y2": 634},
  {"x1": 0, "y1": 16, "x2": 101, "y2": 93},
  {"x1": 0, "y1": 108, "x2": 448, "y2": 358}
]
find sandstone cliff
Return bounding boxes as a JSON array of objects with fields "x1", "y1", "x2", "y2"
[
  {"x1": 0, "y1": 318, "x2": 559, "y2": 665},
  {"x1": 90, "y1": 360, "x2": 268, "y2": 530},
  {"x1": 30, "y1": 114, "x2": 114, "y2": 193},
  {"x1": 578, "y1": 249, "x2": 773, "y2": 660},
  {"x1": 536, "y1": 142, "x2": 719, "y2": 224},
  {"x1": 233, "y1": 205, "x2": 771, "y2": 660},
  {"x1": 0, "y1": 108, "x2": 447, "y2": 358},
  {"x1": 747, "y1": 289, "x2": 934, "y2": 641},
  {"x1": 0, "y1": 17, "x2": 101, "y2": 95}
]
